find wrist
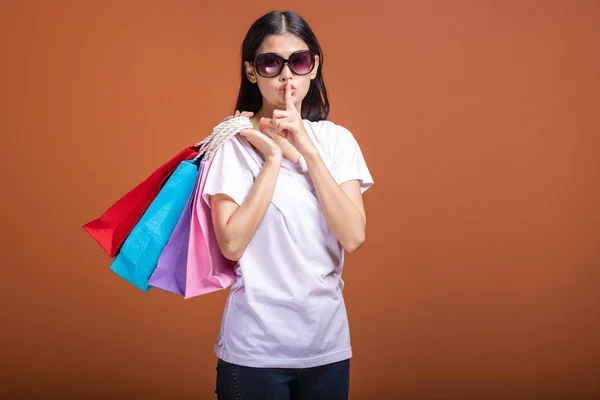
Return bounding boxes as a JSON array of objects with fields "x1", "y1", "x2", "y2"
[
  {"x1": 265, "y1": 153, "x2": 283, "y2": 165},
  {"x1": 300, "y1": 145, "x2": 319, "y2": 160}
]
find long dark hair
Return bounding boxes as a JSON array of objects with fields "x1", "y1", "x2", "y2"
[{"x1": 234, "y1": 10, "x2": 330, "y2": 121}]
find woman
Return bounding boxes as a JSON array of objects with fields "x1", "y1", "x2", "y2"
[{"x1": 202, "y1": 10, "x2": 374, "y2": 400}]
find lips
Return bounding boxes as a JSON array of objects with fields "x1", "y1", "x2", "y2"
[{"x1": 280, "y1": 84, "x2": 296, "y2": 91}]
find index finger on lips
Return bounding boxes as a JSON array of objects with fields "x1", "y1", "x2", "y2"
[{"x1": 285, "y1": 80, "x2": 295, "y2": 111}]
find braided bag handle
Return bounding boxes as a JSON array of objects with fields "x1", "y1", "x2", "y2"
[{"x1": 195, "y1": 115, "x2": 253, "y2": 161}]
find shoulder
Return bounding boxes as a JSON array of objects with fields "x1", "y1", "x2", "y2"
[
  {"x1": 203, "y1": 115, "x2": 254, "y2": 158},
  {"x1": 304, "y1": 119, "x2": 350, "y2": 134},
  {"x1": 207, "y1": 132, "x2": 246, "y2": 159},
  {"x1": 203, "y1": 133, "x2": 253, "y2": 175},
  {"x1": 304, "y1": 119, "x2": 356, "y2": 148}
]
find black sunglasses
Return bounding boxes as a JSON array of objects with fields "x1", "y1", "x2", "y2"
[{"x1": 253, "y1": 50, "x2": 316, "y2": 78}]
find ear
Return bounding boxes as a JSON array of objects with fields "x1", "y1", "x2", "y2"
[
  {"x1": 310, "y1": 55, "x2": 320, "y2": 80},
  {"x1": 244, "y1": 61, "x2": 257, "y2": 83}
]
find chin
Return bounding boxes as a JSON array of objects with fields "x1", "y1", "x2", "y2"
[{"x1": 272, "y1": 98, "x2": 286, "y2": 107}]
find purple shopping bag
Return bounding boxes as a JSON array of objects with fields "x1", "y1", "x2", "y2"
[{"x1": 147, "y1": 164, "x2": 202, "y2": 295}]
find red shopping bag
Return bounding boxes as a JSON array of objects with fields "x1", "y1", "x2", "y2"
[{"x1": 83, "y1": 145, "x2": 199, "y2": 257}]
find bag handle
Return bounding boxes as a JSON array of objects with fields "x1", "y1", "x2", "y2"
[{"x1": 194, "y1": 115, "x2": 254, "y2": 161}]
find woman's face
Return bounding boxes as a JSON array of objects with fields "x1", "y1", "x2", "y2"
[{"x1": 244, "y1": 33, "x2": 320, "y2": 112}]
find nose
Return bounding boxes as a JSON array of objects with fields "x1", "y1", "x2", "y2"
[{"x1": 280, "y1": 63, "x2": 293, "y2": 80}]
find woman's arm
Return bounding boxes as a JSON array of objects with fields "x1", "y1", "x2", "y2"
[
  {"x1": 303, "y1": 150, "x2": 366, "y2": 252},
  {"x1": 210, "y1": 157, "x2": 281, "y2": 261},
  {"x1": 209, "y1": 125, "x2": 283, "y2": 261},
  {"x1": 264, "y1": 82, "x2": 369, "y2": 253}
]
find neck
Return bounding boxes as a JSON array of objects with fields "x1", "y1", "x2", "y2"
[{"x1": 254, "y1": 100, "x2": 302, "y2": 120}]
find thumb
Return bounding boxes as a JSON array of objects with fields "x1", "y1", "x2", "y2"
[
  {"x1": 259, "y1": 118, "x2": 274, "y2": 134},
  {"x1": 259, "y1": 117, "x2": 273, "y2": 128}
]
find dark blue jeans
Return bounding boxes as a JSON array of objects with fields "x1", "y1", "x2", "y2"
[{"x1": 215, "y1": 358, "x2": 350, "y2": 400}]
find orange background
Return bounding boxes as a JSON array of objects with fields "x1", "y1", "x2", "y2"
[{"x1": 1, "y1": 1, "x2": 599, "y2": 398}]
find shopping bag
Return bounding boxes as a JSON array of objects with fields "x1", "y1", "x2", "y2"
[
  {"x1": 146, "y1": 159, "x2": 204, "y2": 296},
  {"x1": 184, "y1": 158, "x2": 236, "y2": 299},
  {"x1": 109, "y1": 159, "x2": 200, "y2": 291},
  {"x1": 83, "y1": 145, "x2": 198, "y2": 257}
]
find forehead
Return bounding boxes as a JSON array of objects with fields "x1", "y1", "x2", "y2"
[{"x1": 256, "y1": 33, "x2": 309, "y2": 57}]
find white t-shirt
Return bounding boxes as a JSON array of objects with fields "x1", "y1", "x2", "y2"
[{"x1": 202, "y1": 119, "x2": 374, "y2": 368}]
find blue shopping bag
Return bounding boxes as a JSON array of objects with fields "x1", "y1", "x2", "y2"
[
  {"x1": 146, "y1": 161, "x2": 203, "y2": 296},
  {"x1": 110, "y1": 158, "x2": 200, "y2": 291}
]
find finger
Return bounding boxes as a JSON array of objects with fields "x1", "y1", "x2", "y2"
[
  {"x1": 276, "y1": 121, "x2": 293, "y2": 136},
  {"x1": 240, "y1": 127, "x2": 259, "y2": 135},
  {"x1": 273, "y1": 110, "x2": 288, "y2": 119},
  {"x1": 285, "y1": 80, "x2": 295, "y2": 111},
  {"x1": 241, "y1": 111, "x2": 254, "y2": 117},
  {"x1": 272, "y1": 111, "x2": 280, "y2": 133},
  {"x1": 260, "y1": 117, "x2": 274, "y2": 127},
  {"x1": 240, "y1": 127, "x2": 256, "y2": 135},
  {"x1": 235, "y1": 110, "x2": 240, "y2": 117},
  {"x1": 260, "y1": 120, "x2": 276, "y2": 140},
  {"x1": 279, "y1": 129, "x2": 291, "y2": 140},
  {"x1": 259, "y1": 118, "x2": 274, "y2": 133},
  {"x1": 273, "y1": 116, "x2": 290, "y2": 134}
]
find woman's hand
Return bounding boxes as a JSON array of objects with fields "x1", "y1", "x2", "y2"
[
  {"x1": 262, "y1": 80, "x2": 318, "y2": 157},
  {"x1": 239, "y1": 128, "x2": 283, "y2": 163},
  {"x1": 234, "y1": 110, "x2": 254, "y2": 118},
  {"x1": 233, "y1": 109, "x2": 283, "y2": 163},
  {"x1": 258, "y1": 117, "x2": 302, "y2": 163}
]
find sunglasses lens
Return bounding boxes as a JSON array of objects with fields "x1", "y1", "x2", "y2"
[
  {"x1": 289, "y1": 51, "x2": 313, "y2": 75},
  {"x1": 256, "y1": 54, "x2": 283, "y2": 77}
]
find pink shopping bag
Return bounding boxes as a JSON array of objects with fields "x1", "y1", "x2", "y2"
[{"x1": 184, "y1": 159, "x2": 236, "y2": 298}]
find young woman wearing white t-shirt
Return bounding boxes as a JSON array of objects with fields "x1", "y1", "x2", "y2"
[{"x1": 202, "y1": 10, "x2": 374, "y2": 400}]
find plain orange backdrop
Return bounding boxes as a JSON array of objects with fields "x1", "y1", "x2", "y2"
[{"x1": 1, "y1": 1, "x2": 599, "y2": 399}]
